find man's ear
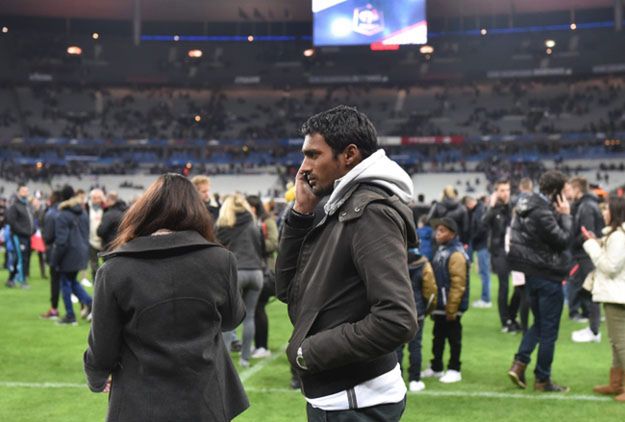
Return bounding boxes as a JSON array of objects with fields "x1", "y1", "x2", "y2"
[{"x1": 342, "y1": 144, "x2": 362, "y2": 169}]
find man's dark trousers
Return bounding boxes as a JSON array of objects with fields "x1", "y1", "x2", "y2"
[
  {"x1": 306, "y1": 397, "x2": 406, "y2": 422},
  {"x1": 514, "y1": 275, "x2": 564, "y2": 380}
]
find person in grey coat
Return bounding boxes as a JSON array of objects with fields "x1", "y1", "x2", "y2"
[{"x1": 83, "y1": 174, "x2": 248, "y2": 422}]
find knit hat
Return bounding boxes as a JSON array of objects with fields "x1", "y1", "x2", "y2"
[{"x1": 431, "y1": 217, "x2": 458, "y2": 234}]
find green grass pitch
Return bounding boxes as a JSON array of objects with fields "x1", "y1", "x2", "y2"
[{"x1": 1, "y1": 261, "x2": 624, "y2": 421}]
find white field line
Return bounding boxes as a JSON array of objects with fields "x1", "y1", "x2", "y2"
[
  {"x1": 238, "y1": 344, "x2": 286, "y2": 383},
  {"x1": 0, "y1": 381, "x2": 611, "y2": 402}
]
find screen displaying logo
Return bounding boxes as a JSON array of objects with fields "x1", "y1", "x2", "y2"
[
  {"x1": 313, "y1": 0, "x2": 427, "y2": 47},
  {"x1": 353, "y1": 4, "x2": 384, "y2": 36}
]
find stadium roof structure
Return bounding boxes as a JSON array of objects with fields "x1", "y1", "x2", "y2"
[{"x1": 0, "y1": 0, "x2": 614, "y2": 22}]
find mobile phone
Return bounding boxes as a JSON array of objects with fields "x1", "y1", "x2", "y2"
[{"x1": 302, "y1": 171, "x2": 313, "y2": 188}]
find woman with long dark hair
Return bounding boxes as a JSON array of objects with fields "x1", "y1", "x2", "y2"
[
  {"x1": 583, "y1": 195, "x2": 625, "y2": 402},
  {"x1": 84, "y1": 173, "x2": 249, "y2": 421}
]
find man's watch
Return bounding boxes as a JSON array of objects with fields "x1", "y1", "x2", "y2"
[{"x1": 296, "y1": 346, "x2": 308, "y2": 370}]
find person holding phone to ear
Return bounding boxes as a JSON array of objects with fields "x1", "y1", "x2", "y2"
[{"x1": 506, "y1": 170, "x2": 573, "y2": 393}]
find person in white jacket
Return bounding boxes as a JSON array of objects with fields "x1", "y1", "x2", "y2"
[{"x1": 582, "y1": 195, "x2": 625, "y2": 402}]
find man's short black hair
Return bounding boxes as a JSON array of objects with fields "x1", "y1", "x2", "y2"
[
  {"x1": 539, "y1": 170, "x2": 567, "y2": 198},
  {"x1": 301, "y1": 105, "x2": 379, "y2": 159}
]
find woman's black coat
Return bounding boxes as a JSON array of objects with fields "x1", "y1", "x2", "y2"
[{"x1": 84, "y1": 230, "x2": 248, "y2": 422}]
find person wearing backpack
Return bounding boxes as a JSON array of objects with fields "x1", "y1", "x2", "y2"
[
  {"x1": 396, "y1": 246, "x2": 437, "y2": 392},
  {"x1": 51, "y1": 185, "x2": 93, "y2": 325}
]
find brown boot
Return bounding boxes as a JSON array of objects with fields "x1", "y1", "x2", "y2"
[
  {"x1": 593, "y1": 367, "x2": 624, "y2": 395},
  {"x1": 616, "y1": 391, "x2": 625, "y2": 402},
  {"x1": 508, "y1": 360, "x2": 527, "y2": 389}
]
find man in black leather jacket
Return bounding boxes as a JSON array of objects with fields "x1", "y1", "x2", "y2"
[{"x1": 507, "y1": 170, "x2": 572, "y2": 393}]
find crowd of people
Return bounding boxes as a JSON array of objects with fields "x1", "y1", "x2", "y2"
[
  {"x1": 1, "y1": 106, "x2": 625, "y2": 421},
  {"x1": 2, "y1": 76, "x2": 625, "y2": 145}
]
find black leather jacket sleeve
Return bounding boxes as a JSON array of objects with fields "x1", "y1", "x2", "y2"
[{"x1": 534, "y1": 207, "x2": 572, "y2": 252}]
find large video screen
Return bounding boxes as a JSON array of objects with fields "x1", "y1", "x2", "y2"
[{"x1": 313, "y1": 0, "x2": 427, "y2": 47}]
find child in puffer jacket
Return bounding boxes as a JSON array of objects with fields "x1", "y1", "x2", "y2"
[{"x1": 395, "y1": 246, "x2": 437, "y2": 392}]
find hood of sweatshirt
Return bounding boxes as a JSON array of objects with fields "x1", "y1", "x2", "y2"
[{"x1": 324, "y1": 149, "x2": 414, "y2": 216}]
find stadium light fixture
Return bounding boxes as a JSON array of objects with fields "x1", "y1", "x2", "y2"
[
  {"x1": 419, "y1": 45, "x2": 434, "y2": 54},
  {"x1": 480, "y1": 28, "x2": 487, "y2": 36},
  {"x1": 546, "y1": 48, "x2": 553, "y2": 55},
  {"x1": 194, "y1": 115, "x2": 202, "y2": 122},
  {"x1": 247, "y1": 35, "x2": 254, "y2": 42},
  {"x1": 303, "y1": 48, "x2": 315, "y2": 57},
  {"x1": 67, "y1": 46, "x2": 82, "y2": 55},
  {"x1": 545, "y1": 39, "x2": 556, "y2": 48},
  {"x1": 570, "y1": 23, "x2": 577, "y2": 30},
  {"x1": 92, "y1": 32, "x2": 99, "y2": 40},
  {"x1": 1, "y1": 26, "x2": 8, "y2": 34},
  {"x1": 174, "y1": 35, "x2": 180, "y2": 42},
  {"x1": 188, "y1": 49, "x2": 203, "y2": 58}
]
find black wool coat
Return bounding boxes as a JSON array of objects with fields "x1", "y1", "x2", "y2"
[{"x1": 83, "y1": 230, "x2": 248, "y2": 422}]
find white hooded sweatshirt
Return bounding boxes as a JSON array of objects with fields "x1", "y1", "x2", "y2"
[{"x1": 324, "y1": 149, "x2": 414, "y2": 217}]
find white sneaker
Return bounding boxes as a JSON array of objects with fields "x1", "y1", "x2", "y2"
[
  {"x1": 81, "y1": 278, "x2": 93, "y2": 288},
  {"x1": 439, "y1": 370, "x2": 462, "y2": 383},
  {"x1": 421, "y1": 367, "x2": 444, "y2": 378},
  {"x1": 71, "y1": 295, "x2": 78, "y2": 304},
  {"x1": 472, "y1": 300, "x2": 493, "y2": 309},
  {"x1": 409, "y1": 380, "x2": 426, "y2": 392},
  {"x1": 571, "y1": 327, "x2": 601, "y2": 343},
  {"x1": 251, "y1": 347, "x2": 272, "y2": 359}
]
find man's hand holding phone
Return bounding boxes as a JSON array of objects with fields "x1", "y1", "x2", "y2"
[
  {"x1": 293, "y1": 168, "x2": 320, "y2": 215},
  {"x1": 554, "y1": 194, "x2": 570, "y2": 215},
  {"x1": 489, "y1": 192, "x2": 498, "y2": 208}
]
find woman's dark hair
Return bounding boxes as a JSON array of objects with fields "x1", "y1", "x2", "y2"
[
  {"x1": 538, "y1": 170, "x2": 567, "y2": 198},
  {"x1": 246, "y1": 195, "x2": 267, "y2": 220},
  {"x1": 608, "y1": 195, "x2": 625, "y2": 233},
  {"x1": 301, "y1": 105, "x2": 379, "y2": 159},
  {"x1": 110, "y1": 173, "x2": 215, "y2": 250}
]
